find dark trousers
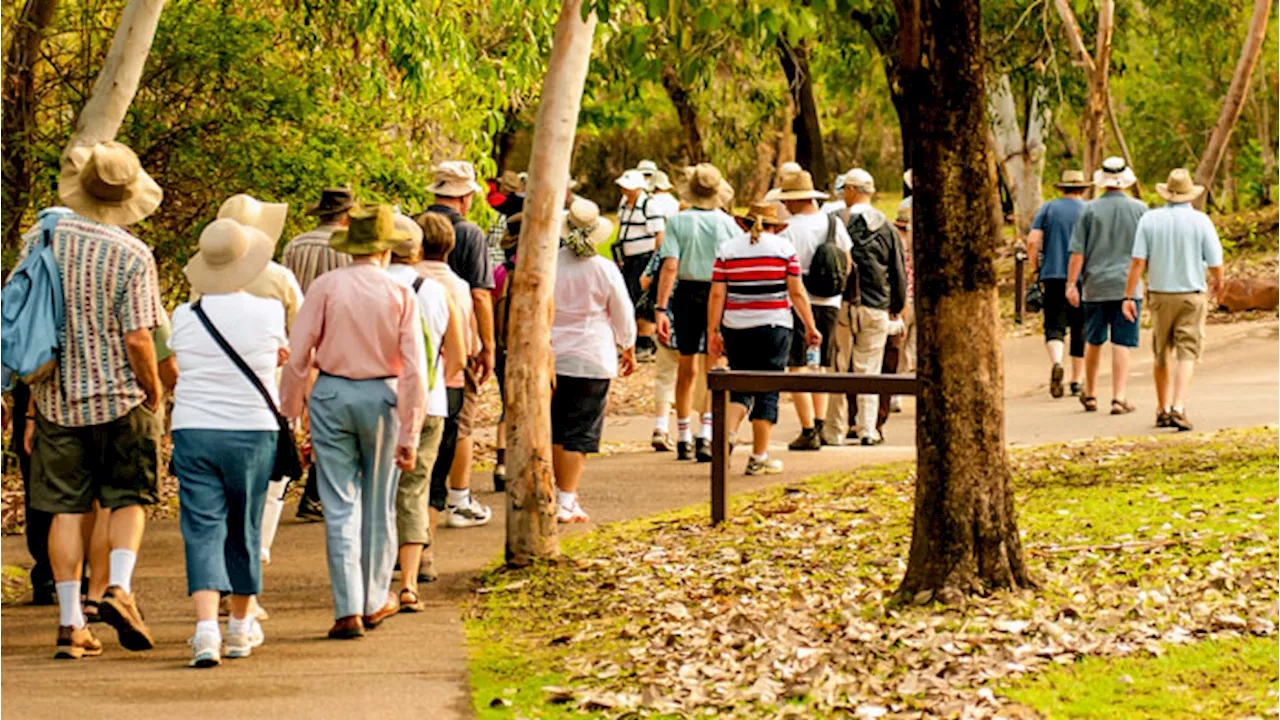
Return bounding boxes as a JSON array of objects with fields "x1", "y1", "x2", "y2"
[
  {"x1": 875, "y1": 334, "x2": 905, "y2": 431},
  {"x1": 9, "y1": 383, "x2": 53, "y2": 592}
]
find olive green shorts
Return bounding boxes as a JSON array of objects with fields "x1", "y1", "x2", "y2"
[
  {"x1": 395, "y1": 416, "x2": 445, "y2": 546},
  {"x1": 29, "y1": 403, "x2": 161, "y2": 514}
]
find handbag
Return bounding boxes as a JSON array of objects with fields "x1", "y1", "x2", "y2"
[
  {"x1": 1025, "y1": 282, "x2": 1044, "y2": 313},
  {"x1": 191, "y1": 300, "x2": 304, "y2": 483}
]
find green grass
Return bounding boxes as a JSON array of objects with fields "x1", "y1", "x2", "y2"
[{"x1": 1004, "y1": 637, "x2": 1279, "y2": 719}]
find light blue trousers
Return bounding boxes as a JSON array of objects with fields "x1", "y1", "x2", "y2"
[{"x1": 308, "y1": 374, "x2": 401, "y2": 619}]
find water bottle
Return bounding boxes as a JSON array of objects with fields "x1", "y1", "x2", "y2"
[{"x1": 805, "y1": 345, "x2": 821, "y2": 369}]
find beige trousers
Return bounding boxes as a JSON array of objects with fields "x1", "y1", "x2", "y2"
[{"x1": 822, "y1": 304, "x2": 889, "y2": 443}]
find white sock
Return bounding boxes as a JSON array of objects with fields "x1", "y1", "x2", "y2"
[
  {"x1": 557, "y1": 490, "x2": 576, "y2": 508},
  {"x1": 196, "y1": 619, "x2": 220, "y2": 639},
  {"x1": 447, "y1": 488, "x2": 469, "y2": 508},
  {"x1": 226, "y1": 614, "x2": 249, "y2": 637},
  {"x1": 654, "y1": 415, "x2": 670, "y2": 433},
  {"x1": 56, "y1": 581, "x2": 85, "y2": 628},
  {"x1": 108, "y1": 549, "x2": 137, "y2": 593},
  {"x1": 259, "y1": 478, "x2": 289, "y2": 560},
  {"x1": 700, "y1": 413, "x2": 713, "y2": 440},
  {"x1": 751, "y1": 453, "x2": 768, "y2": 462},
  {"x1": 677, "y1": 417, "x2": 692, "y2": 443},
  {"x1": 1171, "y1": 406, "x2": 1183, "y2": 414}
]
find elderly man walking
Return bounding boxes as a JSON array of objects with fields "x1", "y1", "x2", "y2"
[
  {"x1": 614, "y1": 169, "x2": 666, "y2": 362},
  {"x1": 18, "y1": 141, "x2": 166, "y2": 658},
  {"x1": 1121, "y1": 169, "x2": 1224, "y2": 432},
  {"x1": 1065, "y1": 157, "x2": 1148, "y2": 415},
  {"x1": 1027, "y1": 170, "x2": 1092, "y2": 399}
]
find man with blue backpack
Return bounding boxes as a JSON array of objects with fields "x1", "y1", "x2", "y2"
[{"x1": 4, "y1": 141, "x2": 167, "y2": 660}]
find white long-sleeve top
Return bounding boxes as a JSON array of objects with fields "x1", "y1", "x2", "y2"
[{"x1": 551, "y1": 248, "x2": 637, "y2": 379}]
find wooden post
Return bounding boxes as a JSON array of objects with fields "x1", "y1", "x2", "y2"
[
  {"x1": 504, "y1": 0, "x2": 597, "y2": 566},
  {"x1": 1014, "y1": 244, "x2": 1027, "y2": 325},
  {"x1": 710, "y1": 384, "x2": 728, "y2": 525}
]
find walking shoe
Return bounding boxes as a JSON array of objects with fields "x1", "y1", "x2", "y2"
[
  {"x1": 295, "y1": 497, "x2": 324, "y2": 522},
  {"x1": 1069, "y1": 381, "x2": 1081, "y2": 397},
  {"x1": 1156, "y1": 410, "x2": 1173, "y2": 428},
  {"x1": 248, "y1": 596, "x2": 269, "y2": 622},
  {"x1": 444, "y1": 494, "x2": 492, "y2": 528},
  {"x1": 363, "y1": 600, "x2": 399, "y2": 630},
  {"x1": 328, "y1": 615, "x2": 365, "y2": 640},
  {"x1": 636, "y1": 345, "x2": 657, "y2": 363},
  {"x1": 676, "y1": 440, "x2": 694, "y2": 461},
  {"x1": 845, "y1": 428, "x2": 860, "y2": 441},
  {"x1": 188, "y1": 631, "x2": 221, "y2": 668},
  {"x1": 695, "y1": 437, "x2": 713, "y2": 463},
  {"x1": 225, "y1": 618, "x2": 264, "y2": 659},
  {"x1": 861, "y1": 434, "x2": 884, "y2": 447},
  {"x1": 418, "y1": 552, "x2": 439, "y2": 584},
  {"x1": 99, "y1": 586, "x2": 155, "y2": 651},
  {"x1": 1110, "y1": 398, "x2": 1136, "y2": 415},
  {"x1": 890, "y1": 396, "x2": 904, "y2": 413},
  {"x1": 788, "y1": 428, "x2": 821, "y2": 451},
  {"x1": 83, "y1": 599, "x2": 102, "y2": 623},
  {"x1": 745, "y1": 455, "x2": 783, "y2": 476},
  {"x1": 651, "y1": 429, "x2": 674, "y2": 452},
  {"x1": 1168, "y1": 409, "x2": 1194, "y2": 432},
  {"x1": 1049, "y1": 363, "x2": 1064, "y2": 398},
  {"x1": 53, "y1": 625, "x2": 103, "y2": 660},
  {"x1": 556, "y1": 497, "x2": 590, "y2": 524},
  {"x1": 493, "y1": 465, "x2": 506, "y2": 493}
]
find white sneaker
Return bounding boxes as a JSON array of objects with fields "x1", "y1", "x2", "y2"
[
  {"x1": 445, "y1": 494, "x2": 492, "y2": 528},
  {"x1": 225, "y1": 618, "x2": 264, "y2": 659},
  {"x1": 556, "y1": 498, "x2": 589, "y2": 524},
  {"x1": 249, "y1": 596, "x2": 269, "y2": 621},
  {"x1": 188, "y1": 631, "x2": 221, "y2": 668},
  {"x1": 745, "y1": 455, "x2": 783, "y2": 476}
]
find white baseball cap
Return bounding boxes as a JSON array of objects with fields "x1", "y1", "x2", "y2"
[
  {"x1": 616, "y1": 169, "x2": 648, "y2": 191},
  {"x1": 844, "y1": 168, "x2": 876, "y2": 193}
]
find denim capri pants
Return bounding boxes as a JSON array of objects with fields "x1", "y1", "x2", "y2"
[{"x1": 172, "y1": 429, "x2": 276, "y2": 596}]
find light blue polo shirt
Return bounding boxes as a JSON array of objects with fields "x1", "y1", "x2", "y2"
[
  {"x1": 657, "y1": 208, "x2": 739, "y2": 282},
  {"x1": 1131, "y1": 203, "x2": 1223, "y2": 293}
]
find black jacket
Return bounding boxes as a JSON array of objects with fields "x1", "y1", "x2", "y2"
[{"x1": 845, "y1": 206, "x2": 907, "y2": 315}]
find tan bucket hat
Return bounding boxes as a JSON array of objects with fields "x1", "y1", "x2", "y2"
[
  {"x1": 184, "y1": 219, "x2": 275, "y2": 295},
  {"x1": 652, "y1": 170, "x2": 673, "y2": 191},
  {"x1": 635, "y1": 159, "x2": 659, "y2": 176},
  {"x1": 1054, "y1": 169, "x2": 1092, "y2": 190},
  {"x1": 1093, "y1": 156, "x2": 1137, "y2": 190},
  {"x1": 498, "y1": 170, "x2": 523, "y2": 195},
  {"x1": 561, "y1": 198, "x2": 614, "y2": 257},
  {"x1": 429, "y1": 160, "x2": 485, "y2": 198},
  {"x1": 1156, "y1": 168, "x2": 1204, "y2": 203},
  {"x1": 733, "y1": 201, "x2": 789, "y2": 234},
  {"x1": 217, "y1": 194, "x2": 288, "y2": 244},
  {"x1": 390, "y1": 212, "x2": 425, "y2": 257},
  {"x1": 330, "y1": 204, "x2": 412, "y2": 255},
  {"x1": 58, "y1": 142, "x2": 162, "y2": 226},
  {"x1": 677, "y1": 163, "x2": 729, "y2": 210},
  {"x1": 771, "y1": 170, "x2": 829, "y2": 202}
]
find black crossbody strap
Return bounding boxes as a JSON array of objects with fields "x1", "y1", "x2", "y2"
[{"x1": 192, "y1": 299, "x2": 282, "y2": 417}]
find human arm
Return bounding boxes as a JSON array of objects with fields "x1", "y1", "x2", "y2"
[
  {"x1": 124, "y1": 329, "x2": 162, "y2": 412},
  {"x1": 887, "y1": 230, "x2": 908, "y2": 318},
  {"x1": 1065, "y1": 253, "x2": 1084, "y2": 307},
  {"x1": 394, "y1": 288, "x2": 427, "y2": 465},
  {"x1": 1203, "y1": 218, "x2": 1225, "y2": 298},
  {"x1": 1025, "y1": 229, "x2": 1043, "y2": 279},
  {"x1": 442, "y1": 293, "x2": 467, "y2": 380},
  {"x1": 1121, "y1": 258, "x2": 1146, "y2": 322},
  {"x1": 787, "y1": 275, "x2": 822, "y2": 349},
  {"x1": 605, "y1": 262, "x2": 638, "y2": 376},
  {"x1": 470, "y1": 288, "x2": 495, "y2": 385},
  {"x1": 707, "y1": 278, "x2": 727, "y2": 364},
  {"x1": 119, "y1": 258, "x2": 166, "y2": 411},
  {"x1": 655, "y1": 256, "x2": 679, "y2": 344},
  {"x1": 279, "y1": 285, "x2": 325, "y2": 419}
]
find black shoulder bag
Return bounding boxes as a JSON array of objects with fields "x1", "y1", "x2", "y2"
[{"x1": 192, "y1": 300, "x2": 303, "y2": 483}]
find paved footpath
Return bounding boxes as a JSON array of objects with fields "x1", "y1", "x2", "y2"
[{"x1": 2, "y1": 319, "x2": 1275, "y2": 719}]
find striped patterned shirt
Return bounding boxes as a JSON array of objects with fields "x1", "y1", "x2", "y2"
[
  {"x1": 281, "y1": 225, "x2": 352, "y2": 293},
  {"x1": 711, "y1": 231, "x2": 801, "y2": 330},
  {"x1": 18, "y1": 213, "x2": 166, "y2": 426},
  {"x1": 615, "y1": 193, "x2": 665, "y2": 257}
]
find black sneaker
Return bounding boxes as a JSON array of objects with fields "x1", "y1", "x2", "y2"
[
  {"x1": 493, "y1": 465, "x2": 506, "y2": 493},
  {"x1": 676, "y1": 440, "x2": 694, "y2": 461},
  {"x1": 1069, "y1": 381, "x2": 1081, "y2": 397},
  {"x1": 860, "y1": 435, "x2": 883, "y2": 447},
  {"x1": 1050, "y1": 363, "x2": 1064, "y2": 398},
  {"x1": 788, "y1": 428, "x2": 821, "y2": 451},
  {"x1": 295, "y1": 497, "x2": 324, "y2": 522},
  {"x1": 695, "y1": 437, "x2": 712, "y2": 463}
]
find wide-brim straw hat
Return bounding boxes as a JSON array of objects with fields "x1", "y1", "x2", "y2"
[
  {"x1": 1093, "y1": 157, "x2": 1137, "y2": 190},
  {"x1": 218, "y1": 193, "x2": 288, "y2": 244},
  {"x1": 330, "y1": 204, "x2": 412, "y2": 255},
  {"x1": 676, "y1": 163, "x2": 730, "y2": 210},
  {"x1": 498, "y1": 170, "x2": 523, "y2": 195},
  {"x1": 391, "y1": 212, "x2": 425, "y2": 257},
  {"x1": 429, "y1": 160, "x2": 485, "y2": 198},
  {"x1": 58, "y1": 142, "x2": 162, "y2": 226},
  {"x1": 734, "y1": 201, "x2": 789, "y2": 232},
  {"x1": 771, "y1": 170, "x2": 829, "y2": 202},
  {"x1": 561, "y1": 198, "x2": 614, "y2": 256},
  {"x1": 305, "y1": 187, "x2": 355, "y2": 216},
  {"x1": 1054, "y1": 169, "x2": 1092, "y2": 190},
  {"x1": 1156, "y1": 167, "x2": 1204, "y2": 203},
  {"x1": 184, "y1": 218, "x2": 274, "y2": 295}
]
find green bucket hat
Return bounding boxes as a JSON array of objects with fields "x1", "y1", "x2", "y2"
[{"x1": 329, "y1": 204, "x2": 411, "y2": 256}]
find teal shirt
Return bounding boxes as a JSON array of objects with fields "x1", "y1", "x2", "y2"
[
  {"x1": 1068, "y1": 190, "x2": 1148, "y2": 302},
  {"x1": 657, "y1": 208, "x2": 739, "y2": 281},
  {"x1": 1131, "y1": 203, "x2": 1223, "y2": 293}
]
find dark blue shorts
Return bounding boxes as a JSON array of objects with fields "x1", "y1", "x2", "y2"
[
  {"x1": 1084, "y1": 300, "x2": 1140, "y2": 348},
  {"x1": 723, "y1": 324, "x2": 792, "y2": 424}
]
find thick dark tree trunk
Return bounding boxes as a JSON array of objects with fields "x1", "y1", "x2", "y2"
[
  {"x1": 492, "y1": 108, "x2": 521, "y2": 174},
  {"x1": 660, "y1": 66, "x2": 706, "y2": 165},
  {"x1": 777, "y1": 37, "x2": 827, "y2": 188},
  {"x1": 889, "y1": 83, "x2": 915, "y2": 180},
  {"x1": 895, "y1": 0, "x2": 1033, "y2": 604},
  {"x1": 2, "y1": 0, "x2": 61, "y2": 252}
]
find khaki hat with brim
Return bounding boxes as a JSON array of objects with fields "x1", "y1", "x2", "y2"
[
  {"x1": 1156, "y1": 167, "x2": 1204, "y2": 203},
  {"x1": 652, "y1": 170, "x2": 673, "y2": 191},
  {"x1": 676, "y1": 163, "x2": 729, "y2": 210},
  {"x1": 561, "y1": 198, "x2": 614, "y2": 257},
  {"x1": 218, "y1": 194, "x2": 288, "y2": 244},
  {"x1": 58, "y1": 142, "x2": 162, "y2": 227},
  {"x1": 184, "y1": 218, "x2": 274, "y2": 296},
  {"x1": 894, "y1": 205, "x2": 912, "y2": 229},
  {"x1": 1054, "y1": 169, "x2": 1091, "y2": 189},
  {"x1": 306, "y1": 187, "x2": 355, "y2": 216},
  {"x1": 330, "y1": 204, "x2": 412, "y2": 256},
  {"x1": 498, "y1": 170, "x2": 523, "y2": 195},
  {"x1": 429, "y1": 160, "x2": 485, "y2": 198},
  {"x1": 734, "y1": 201, "x2": 789, "y2": 233},
  {"x1": 391, "y1": 212, "x2": 425, "y2": 257},
  {"x1": 771, "y1": 170, "x2": 829, "y2": 202}
]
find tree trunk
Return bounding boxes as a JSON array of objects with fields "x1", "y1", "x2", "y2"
[
  {"x1": 895, "y1": 0, "x2": 1032, "y2": 604},
  {"x1": 505, "y1": 0, "x2": 596, "y2": 566},
  {"x1": 1054, "y1": 0, "x2": 1113, "y2": 183},
  {"x1": 66, "y1": 0, "x2": 166, "y2": 152},
  {"x1": 2, "y1": 0, "x2": 61, "y2": 252},
  {"x1": 1250, "y1": 74, "x2": 1275, "y2": 205},
  {"x1": 890, "y1": 86, "x2": 915, "y2": 183},
  {"x1": 659, "y1": 65, "x2": 707, "y2": 165},
  {"x1": 988, "y1": 74, "x2": 1048, "y2": 239},
  {"x1": 1105, "y1": 92, "x2": 1143, "y2": 198},
  {"x1": 1192, "y1": 0, "x2": 1272, "y2": 209},
  {"x1": 777, "y1": 37, "x2": 827, "y2": 189}
]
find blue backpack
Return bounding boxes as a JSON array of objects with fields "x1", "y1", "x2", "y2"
[{"x1": 2, "y1": 208, "x2": 69, "y2": 392}]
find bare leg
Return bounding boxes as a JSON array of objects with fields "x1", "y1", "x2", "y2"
[
  {"x1": 49, "y1": 513, "x2": 88, "y2": 583},
  {"x1": 552, "y1": 446, "x2": 586, "y2": 493},
  {"x1": 227, "y1": 594, "x2": 252, "y2": 621},
  {"x1": 1083, "y1": 344, "x2": 1103, "y2": 398},
  {"x1": 86, "y1": 505, "x2": 111, "y2": 602},
  {"x1": 727, "y1": 403, "x2": 748, "y2": 439},
  {"x1": 1111, "y1": 345, "x2": 1131, "y2": 401},
  {"x1": 674, "y1": 355, "x2": 696, "y2": 421},
  {"x1": 790, "y1": 368, "x2": 814, "y2": 429},
  {"x1": 1171, "y1": 359, "x2": 1196, "y2": 409},
  {"x1": 812, "y1": 391, "x2": 827, "y2": 421},
  {"x1": 447, "y1": 437, "x2": 473, "y2": 490},
  {"x1": 398, "y1": 544, "x2": 423, "y2": 596},
  {"x1": 107, "y1": 505, "x2": 145, "y2": 555},
  {"x1": 193, "y1": 589, "x2": 221, "y2": 623},
  {"x1": 1152, "y1": 362, "x2": 1170, "y2": 411},
  {"x1": 1070, "y1": 356, "x2": 1084, "y2": 384},
  {"x1": 750, "y1": 419, "x2": 773, "y2": 456}
]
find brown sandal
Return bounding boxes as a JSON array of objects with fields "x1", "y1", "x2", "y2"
[
  {"x1": 1080, "y1": 395, "x2": 1098, "y2": 412},
  {"x1": 398, "y1": 588, "x2": 424, "y2": 613},
  {"x1": 1110, "y1": 398, "x2": 1135, "y2": 415}
]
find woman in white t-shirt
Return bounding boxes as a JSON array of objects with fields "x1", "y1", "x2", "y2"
[
  {"x1": 385, "y1": 214, "x2": 465, "y2": 610},
  {"x1": 169, "y1": 218, "x2": 289, "y2": 668}
]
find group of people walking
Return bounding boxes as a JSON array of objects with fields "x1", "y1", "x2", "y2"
[{"x1": 1028, "y1": 157, "x2": 1225, "y2": 430}]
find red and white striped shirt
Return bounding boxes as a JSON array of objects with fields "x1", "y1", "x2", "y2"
[{"x1": 711, "y1": 231, "x2": 801, "y2": 330}]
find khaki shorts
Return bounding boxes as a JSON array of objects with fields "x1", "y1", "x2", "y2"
[
  {"x1": 1149, "y1": 292, "x2": 1208, "y2": 366},
  {"x1": 456, "y1": 367, "x2": 480, "y2": 439},
  {"x1": 655, "y1": 345, "x2": 678, "y2": 407},
  {"x1": 395, "y1": 416, "x2": 445, "y2": 545},
  {"x1": 29, "y1": 404, "x2": 161, "y2": 514}
]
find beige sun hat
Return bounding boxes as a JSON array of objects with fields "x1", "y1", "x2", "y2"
[
  {"x1": 677, "y1": 163, "x2": 729, "y2": 210},
  {"x1": 561, "y1": 198, "x2": 614, "y2": 257},
  {"x1": 1093, "y1": 156, "x2": 1137, "y2": 190},
  {"x1": 652, "y1": 170, "x2": 673, "y2": 191},
  {"x1": 391, "y1": 212, "x2": 425, "y2": 258},
  {"x1": 1054, "y1": 169, "x2": 1092, "y2": 190},
  {"x1": 217, "y1": 194, "x2": 288, "y2": 244},
  {"x1": 635, "y1": 159, "x2": 659, "y2": 176},
  {"x1": 429, "y1": 160, "x2": 485, "y2": 198},
  {"x1": 58, "y1": 142, "x2": 162, "y2": 226},
  {"x1": 1156, "y1": 168, "x2": 1204, "y2": 203},
  {"x1": 184, "y1": 218, "x2": 275, "y2": 295},
  {"x1": 771, "y1": 170, "x2": 830, "y2": 202}
]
